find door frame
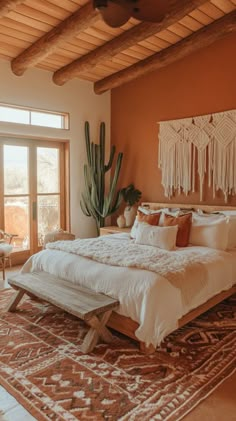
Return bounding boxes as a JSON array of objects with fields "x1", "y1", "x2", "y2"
[{"x1": 0, "y1": 135, "x2": 70, "y2": 264}]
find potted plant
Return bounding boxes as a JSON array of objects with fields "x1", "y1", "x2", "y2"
[
  {"x1": 80, "y1": 121, "x2": 123, "y2": 235},
  {"x1": 121, "y1": 184, "x2": 142, "y2": 227}
]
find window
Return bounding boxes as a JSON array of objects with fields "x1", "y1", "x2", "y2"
[{"x1": 0, "y1": 104, "x2": 69, "y2": 129}]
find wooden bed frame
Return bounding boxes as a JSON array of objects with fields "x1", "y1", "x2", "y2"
[
  {"x1": 107, "y1": 202, "x2": 236, "y2": 354},
  {"x1": 7, "y1": 202, "x2": 236, "y2": 354}
]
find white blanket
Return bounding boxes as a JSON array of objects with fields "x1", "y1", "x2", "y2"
[
  {"x1": 46, "y1": 235, "x2": 223, "y2": 306},
  {"x1": 22, "y1": 234, "x2": 236, "y2": 347}
]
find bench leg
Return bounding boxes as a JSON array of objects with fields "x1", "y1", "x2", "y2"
[
  {"x1": 26, "y1": 292, "x2": 40, "y2": 301},
  {"x1": 140, "y1": 342, "x2": 156, "y2": 355},
  {"x1": 81, "y1": 310, "x2": 113, "y2": 353},
  {"x1": 7, "y1": 289, "x2": 25, "y2": 312}
]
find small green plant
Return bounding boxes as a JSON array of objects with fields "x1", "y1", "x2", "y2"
[
  {"x1": 121, "y1": 184, "x2": 142, "y2": 208},
  {"x1": 80, "y1": 121, "x2": 123, "y2": 234}
]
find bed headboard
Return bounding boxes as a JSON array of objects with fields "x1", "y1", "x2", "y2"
[{"x1": 142, "y1": 202, "x2": 236, "y2": 212}]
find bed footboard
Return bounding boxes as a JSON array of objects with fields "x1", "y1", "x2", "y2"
[{"x1": 107, "y1": 285, "x2": 236, "y2": 354}]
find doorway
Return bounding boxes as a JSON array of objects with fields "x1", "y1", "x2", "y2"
[{"x1": 0, "y1": 138, "x2": 67, "y2": 264}]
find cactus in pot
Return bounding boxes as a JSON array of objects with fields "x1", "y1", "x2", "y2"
[{"x1": 80, "y1": 121, "x2": 123, "y2": 235}]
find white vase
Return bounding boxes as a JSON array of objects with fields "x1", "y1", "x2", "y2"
[
  {"x1": 124, "y1": 206, "x2": 136, "y2": 227},
  {"x1": 117, "y1": 214, "x2": 126, "y2": 228}
]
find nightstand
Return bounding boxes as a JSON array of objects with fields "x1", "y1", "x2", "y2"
[{"x1": 100, "y1": 226, "x2": 131, "y2": 236}]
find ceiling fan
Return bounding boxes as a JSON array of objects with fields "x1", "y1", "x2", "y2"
[{"x1": 93, "y1": 0, "x2": 168, "y2": 28}]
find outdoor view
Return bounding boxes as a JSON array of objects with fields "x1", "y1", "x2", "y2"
[
  {"x1": 37, "y1": 147, "x2": 60, "y2": 246},
  {"x1": 4, "y1": 145, "x2": 60, "y2": 250}
]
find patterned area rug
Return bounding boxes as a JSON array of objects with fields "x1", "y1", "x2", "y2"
[{"x1": 0, "y1": 289, "x2": 235, "y2": 421}]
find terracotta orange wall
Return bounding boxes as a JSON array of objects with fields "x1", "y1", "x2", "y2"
[{"x1": 111, "y1": 32, "x2": 236, "y2": 206}]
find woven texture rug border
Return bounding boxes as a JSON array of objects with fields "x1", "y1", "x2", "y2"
[{"x1": 0, "y1": 289, "x2": 235, "y2": 421}]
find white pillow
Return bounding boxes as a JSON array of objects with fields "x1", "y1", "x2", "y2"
[
  {"x1": 192, "y1": 213, "x2": 225, "y2": 225},
  {"x1": 131, "y1": 208, "x2": 163, "y2": 239},
  {"x1": 135, "y1": 224, "x2": 178, "y2": 251},
  {"x1": 220, "y1": 211, "x2": 236, "y2": 249},
  {"x1": 138, "y1": 206, "x2": 163, "y2": 215},
  {"x1": 130, "y1": 217, "x2": 147, "y2": 239},
  {"x1": 189, "y1": 218, "x2": 229, "y2": 250}
]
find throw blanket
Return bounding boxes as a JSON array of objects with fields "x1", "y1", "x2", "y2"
[{"x1": 47, "y1": 236, "x2": 222, "y2": 306}]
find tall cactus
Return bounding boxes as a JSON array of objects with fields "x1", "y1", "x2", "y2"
[{"x1": 80, "y1": 121, "x2": 123, "y2": 234}]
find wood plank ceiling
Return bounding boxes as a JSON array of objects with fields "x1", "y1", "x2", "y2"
[{"x1": 0, "y1": 0, "x2": 236, "y2": 93}]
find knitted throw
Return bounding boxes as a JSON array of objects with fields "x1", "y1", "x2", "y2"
[{"x1": 158, "y1": 109, "x2": 236, "y2": 201}]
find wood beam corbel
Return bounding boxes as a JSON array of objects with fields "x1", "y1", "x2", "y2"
[
  {"x1": 11, "y1": 2, "x2": 100, "y2": 76},
  {"x1": 0, "y1": 0, "x2": 25, "y2": 18},
  {"x1": 53, "y1": 0, "x2": 207, "y2": 86},
  {"x1": 94, "y1": 10, "x2": 236, "y2": 94}
]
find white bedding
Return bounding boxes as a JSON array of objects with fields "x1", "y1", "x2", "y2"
[{"x1": 22, "y1": 233, "x2": 236, "y2": 347}]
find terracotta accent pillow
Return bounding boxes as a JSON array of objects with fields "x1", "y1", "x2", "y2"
[
  {"x1": 137, "y1": 210, "x2": 161, "y2": 226},
  {"x1": 163, "y1": 213, "x2": 192, "y2": 247}
]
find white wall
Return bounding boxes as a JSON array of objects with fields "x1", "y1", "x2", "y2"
[{"x1": 0, "y1": 60, "x2": 111, "y2": 237}]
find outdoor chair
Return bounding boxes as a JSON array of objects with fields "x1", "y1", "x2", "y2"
[{"x1": 0, "y1": 230, "x2": 17, "y2": 280}]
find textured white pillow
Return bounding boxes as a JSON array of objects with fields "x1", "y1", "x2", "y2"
[
  {"x1": 189, "y1": 218, "x2": 229, "y2": 250},
  {"x1": 135, "y1": 224, "x2": 178, "y2": 251}
]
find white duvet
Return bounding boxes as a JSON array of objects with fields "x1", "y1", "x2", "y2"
[{"x1": 22, "y1": 234, "x2": 236, "y2": 347}]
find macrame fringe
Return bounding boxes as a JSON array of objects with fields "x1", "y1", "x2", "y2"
[{"x1": 158, "y1": 110, "x2": 236, "y2": 202}]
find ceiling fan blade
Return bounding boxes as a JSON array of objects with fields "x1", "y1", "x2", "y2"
[
  {"x1": 97, "y1": 1, "x2": 131, "y2": 28},
  {"x1": 131, "y1": 0, "x2": 170, "y2": 23}
]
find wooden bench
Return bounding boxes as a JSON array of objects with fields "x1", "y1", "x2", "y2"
[{"x1": 7, "y1": 272, "x2": 119, "y2": 353}]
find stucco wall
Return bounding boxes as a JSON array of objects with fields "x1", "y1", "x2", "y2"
[
  {"x1": 111, "y1": 32, "x2": 236, "y2": 207},
  {"x1": 0, "y1": 61, "x2": 110, "y2": 237}
]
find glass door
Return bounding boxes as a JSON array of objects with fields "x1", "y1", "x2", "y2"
[
  {"x1": 0, "y1": 138, "x2": 66, "y2": 261},
  {"x1": 3, "y1": 145, "x2": 30, "y2": 252},
  {"x1": 36, "y1": 147, "x2": 61, "y2": 248}
]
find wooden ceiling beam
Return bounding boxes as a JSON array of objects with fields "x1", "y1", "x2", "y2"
[
  {"x1": 0, "y1": 0, "x2": 25, "y2": 18},
  {"x1": 11, "y1": 2, "x2": 100, "y2": 76},
  {"x1": 94, "y1": 10, "x2": 236, "y2": 94},
  {"x1": 53, "y1": 0, "x2": 207, "y2": 86}
]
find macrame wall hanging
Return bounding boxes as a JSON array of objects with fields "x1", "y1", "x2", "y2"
[{"x1": 158, "y1": 109, "x2": 236, "y2": 202}]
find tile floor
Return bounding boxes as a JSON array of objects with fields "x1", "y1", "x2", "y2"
[{"x1": 0, "y1": 387, "x2": 35, "y2": 421}]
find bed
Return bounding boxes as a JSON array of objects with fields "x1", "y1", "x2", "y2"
[{"x1": 17, "y1": 203, "x2": 236, "y2": 353}]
